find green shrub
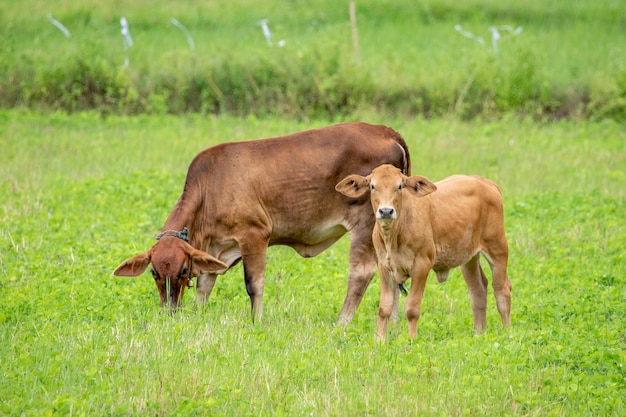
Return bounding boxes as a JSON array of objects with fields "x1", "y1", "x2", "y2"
[{"x1": 1, "y1": 0, "x2": 624, "y2": 120}]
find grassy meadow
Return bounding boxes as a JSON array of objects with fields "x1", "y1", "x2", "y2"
[
  {"x1": 1, "y1": 110, "x2": 624, "y2": 415},
  {"x1": 1, "y1": 0, "x2": 625, "y2": 415}
]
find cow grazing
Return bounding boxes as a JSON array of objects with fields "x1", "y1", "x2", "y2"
[
  {"x1": 113, "y1": 123, "x2": 410, "y2": 324},
  {"x1": 336, "y1": 164, "x2": 512, "y2": 340}
]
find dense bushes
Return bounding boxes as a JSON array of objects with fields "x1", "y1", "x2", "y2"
[{"x1": 1, "y1": 0, "x2": 624, "y2": 120}]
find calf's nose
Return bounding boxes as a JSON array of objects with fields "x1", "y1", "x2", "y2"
[{"x1": 378, "y1": 207, "x2": 395, "y2": 219}]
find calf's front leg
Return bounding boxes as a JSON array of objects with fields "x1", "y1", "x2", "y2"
[
  {"x1": 405, "y1": 259, "x2": 431, "y2": 339},
  {"x1": 376, "y1": 264, "x2": 397, "y2": 342}
]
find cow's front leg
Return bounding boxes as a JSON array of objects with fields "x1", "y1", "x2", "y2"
[
  {"x1": 338, "y1": 230, "x2": 377, "y2": 324},
  {"x1": 240, "y1": 240, "x2": 268, "y2": 323},
  {"x1": 195, "y1": 273, "x2": 217, "y2": 305}
]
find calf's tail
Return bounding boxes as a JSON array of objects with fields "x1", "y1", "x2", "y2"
[{"x1": 399, "y1": 283, "x2": 408, "y2": 296}]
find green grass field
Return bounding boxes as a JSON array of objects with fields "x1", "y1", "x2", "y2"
[
  {"x1": 1, "y1": 0, "x2": 624, "y2": 414},
  {"x1": 1, "y1": 110, "x2": 624, "y2": 415}
]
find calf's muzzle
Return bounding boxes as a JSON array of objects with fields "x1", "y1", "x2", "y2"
[{"x1": 377, "y1": 207, "x2": 396, "y2": 220}]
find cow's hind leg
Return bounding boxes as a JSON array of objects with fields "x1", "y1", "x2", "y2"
[
  {"x1": 460, "y1": 254, "x2": 488, "y2": 333},
  {"x1": 337, "y1": 230, "x2": 377, "y2": 325}
]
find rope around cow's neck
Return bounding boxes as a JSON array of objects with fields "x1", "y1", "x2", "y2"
[{"x1": 156, "y1": 227, "x2": 189, "y2": 242}]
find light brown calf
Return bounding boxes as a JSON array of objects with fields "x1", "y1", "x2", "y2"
[{"x1": 336, "y1": 164, "x2": 512, "y2": 340}]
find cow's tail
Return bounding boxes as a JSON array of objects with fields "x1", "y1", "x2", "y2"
[{"x1": 388, "y1": 127, "x2": 411, "y2": 176}]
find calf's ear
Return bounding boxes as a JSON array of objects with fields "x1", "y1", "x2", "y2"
[
  {"x1": 113, "y1": 252, "x2": 151, "y2": 276},
  {"x1": 189, "y1": 249, "x2": 229, "y2": 275},
  {"x1": 404, "y1": 175, "x2": 437, "y2": 197},
  {"x1": 335, "y1": 175, "x2": 370, "y2": 198}
]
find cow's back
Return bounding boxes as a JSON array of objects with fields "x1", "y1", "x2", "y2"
[{"x1": 184, "y1": 122, "x2": 410, "y2": 248}]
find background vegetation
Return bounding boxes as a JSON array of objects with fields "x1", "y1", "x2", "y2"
[
  {"x1": 1, "y1": 111, "x2": 624, "y2": 415},
  {"x1": 1, "y1": 0, "x2": 625, "y2": 120}
]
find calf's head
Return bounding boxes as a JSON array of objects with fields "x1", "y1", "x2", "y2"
[
  {"x1": 336, "y1": 164, "x2": 437, "y2": 226},
  {"x1": 113, "y1": 231, "x2": 228, "y2": 310}
]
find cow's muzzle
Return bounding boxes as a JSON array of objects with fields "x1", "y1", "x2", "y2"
[{"x1": 161, "y1": 277, "x2": 185, "y2": 313}]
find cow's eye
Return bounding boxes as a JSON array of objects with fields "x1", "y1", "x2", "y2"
[
  {"x1": 180, "y1": 266, "x2": 189, "y2": 277},
  {"x1": 151, "y1": 269, "x2": 158, "y2": 279},
  {"x1": 370, "y1": 183, "x2": 375, "y2": 191},
  {"x1": 397, "y1": 183, "x2": 403, "y2": 191}
]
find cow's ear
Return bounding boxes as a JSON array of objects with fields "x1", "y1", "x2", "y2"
[
  {"x1": 113, "y1": 252, "x2": 151, "y2": 277},
  {"x1": 189, "y1": 249, "x2": 229, "y2": 275},
  {"x1": 336, "y1": 175, "x2": 370, "y2": 198},
  {"x1": 404, "y1": 175, "x2": 437, "y2": 197}
]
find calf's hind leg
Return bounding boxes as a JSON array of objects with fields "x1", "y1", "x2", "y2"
[
  {"x1": 484, "y1": 238, "x2": 512, "y2": 327},
  {"x1": 489, "y1": 255, "x2": 512, "y2": 327},
  {"x1": 460, "y1": 254, "x2": 488, "y2": 333}
]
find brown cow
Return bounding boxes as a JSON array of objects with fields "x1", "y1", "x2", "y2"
[
  {"x1": 113, "y1": 123, "x2": 410, "y2": 324},
  {"x1": 336, "y1": 164, "x2": 512, "y2": 340}
]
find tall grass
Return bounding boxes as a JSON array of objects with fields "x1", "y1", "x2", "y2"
[
  {"x1": 1, "y1": 0, "x2": 624, "y2": 119},
  {"x1": 1, "y1": 110, "x2": 624, "y2": 415}
]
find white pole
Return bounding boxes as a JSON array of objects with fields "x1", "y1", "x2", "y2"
[
  {"x1": 350, "y1": 2, "x2": 361, "y2": 64},
  {"x1": 47, "y1": 14, "x2": 71, "y2": 38},
  {"x1": 257, "y1": 19, "x2": 272, "y2": 46},
  {"x1": 170, "y1": 18, "x2": 195, "y2": 50},
  {"x1": 120, "y1": 17, "x2": 133, "y2": 69}
]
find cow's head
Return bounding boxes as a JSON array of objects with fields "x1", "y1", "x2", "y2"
[
  {"x1": 113, "y1": 229, "x2": 228, "y2": 310},
  {"x1": 336, "y1": 164, "x2": 437, "y2": 227}
]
